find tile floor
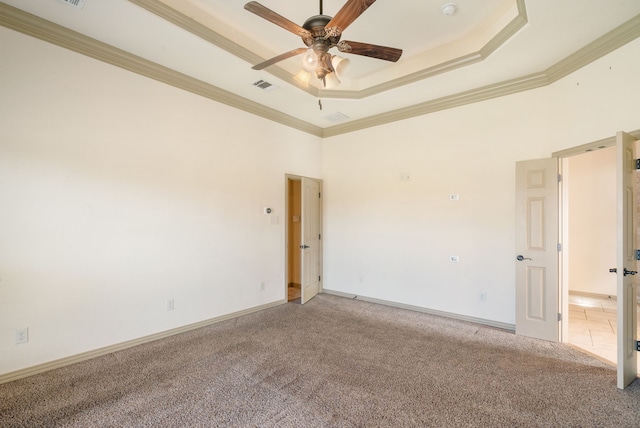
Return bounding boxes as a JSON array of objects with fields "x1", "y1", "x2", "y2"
[{"x1": 568, "y1": 294, "x2": 640, "y2": 374}]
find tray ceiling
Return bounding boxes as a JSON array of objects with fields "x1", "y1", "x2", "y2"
[{"x1": 1, "y1": 0, "x2": 639, "y2": 136}]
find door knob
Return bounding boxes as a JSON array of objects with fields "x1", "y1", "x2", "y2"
[
  {"x1": 516, "y1": 255, "x2": 532, "y2": 261},
  {"x1": 300, "y1": 244, "x2": 310, "y2": 249}
]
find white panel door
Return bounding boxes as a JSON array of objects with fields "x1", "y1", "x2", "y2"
[
  {"x1": 300, "y1": 178, "x2": 321, "y2": 304},
  {"x1": 515, "y1": 158, "x2": 560, "y2": 342},
  {"x1": 616, "y1": 131, "x2": 638, "y2": 389}
]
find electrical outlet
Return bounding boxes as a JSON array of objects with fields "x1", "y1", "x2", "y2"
[
  {"x1": 15, "y1": 328, "x2": 29, "y2": 344},
  {"x1": 260, "y1": 281, "x2": 265, "y2": 291},
  {"x1": 480, "y1": 292, "x2": 487, "y2": 302},
  {"x1": 167, "y1": 298, "x2": 174, "y2": 311},
  {"x1": 449, "y1": 255, "x2": 459, "y2": 263}
]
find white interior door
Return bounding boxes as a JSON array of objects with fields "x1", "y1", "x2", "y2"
[
  {"x1": 615, "y1": 131, "x2": 638, "y2": 389},
  {"x1": 515, "y1": 158, "x2": 560, "y2": 342},
  {"x1": 300, "y1": 177, "x2": 321, "y2": 304}
]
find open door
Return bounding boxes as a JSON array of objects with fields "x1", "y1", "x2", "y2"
[
  {"x1": 300, "y1": 177, "x2": 321, "y2": 304},
  {"x1": 615, "y1": 131, "x2": 638, "y2": 389},
  {"x1": 515, "y1": 158, "x2": 560, "y2": 341}
]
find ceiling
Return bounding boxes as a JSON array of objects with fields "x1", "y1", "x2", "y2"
[{"x1": 1, "y1": 0, "x2": 640, "y2": 137}]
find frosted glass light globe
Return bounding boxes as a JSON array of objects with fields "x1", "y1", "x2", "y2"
[{"x1": 302, "y1": 49, "x2": 318, "y2": 72}]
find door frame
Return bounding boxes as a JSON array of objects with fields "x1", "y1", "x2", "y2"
[
  {"x1": 552, "y1": 130, "x2": 640, "y2": 388},
  {"x1": 552, "y1": 130, "x2": 640, "y2": 342},
  {"x1": 284, "y1": 174, "x2": 323, "y2": 302}
]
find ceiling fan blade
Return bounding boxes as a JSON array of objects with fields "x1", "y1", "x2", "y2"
[
  {"x1": 325, "y1": 0, "x2": 377, "y2": 36},
  {"x1": 339, "y1": 41, "x2": 402, "y2": 62},
  {"x1": 244, "y1": 2, "x2": 311, "y2": 38},
  {"x1": 252, "y1": 47, "x2": 308, "y2": 70}
]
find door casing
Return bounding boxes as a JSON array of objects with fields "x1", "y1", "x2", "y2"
[
  {"x1": 285, "y1": 174, "x2": 323, "y2": 303},
  {"x1": 551, "y1": 129, "x2": 640, "y2": 389}
]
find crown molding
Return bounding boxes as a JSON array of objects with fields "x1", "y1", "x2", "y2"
[
  {"x1": 322, "y1": 72, "x2": 551, "y2": 137},
  {"x1": 129, "y1": 0, "x2": 320, "y2": 98},
  {"x1": 546, "y1": 13, "x2": 640, "y2": 82},
  {"x1": 321, "y1": 0, "x2": 529, "y2": 99},
  {"x1": 323, "y1": 13, "x2": 640, "y2": 137},
  {"x1": 0, "y1": 2, "x2": 638, "y2": 138},
  {"x1": 133, "y1": 0, "x2": 528, "y2": 101},
  {"x1": 0, "y1": 2, "x2": 323, "y2": 137}
]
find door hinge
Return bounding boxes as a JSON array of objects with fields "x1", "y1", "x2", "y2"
[
  {"x1": 635, "y1": 159, "x2": 640, "y2": 170},
  {"x1": 558, "y1": 173, "x2": 562, "y2": 182},
  {"x1": 557, "y1": 243, "x2": 562, "y2": 252},
  {"x1": 318, "y1": 275, "x2": 321, "y2": 282},
  {"x1": 636, "y1": 249, "x2": 640, "y2": 261},
  {"x1": 636, "y1": 340, "x2": 640, "y2": 352},
  {"x1": 319, "y1": 234, "x2": 321, "y2": 240},
  {"x1": 319, "y1": 192, "x2": 321, "y2": 198},
  {"x1": 558, "y1": 313, "x2": 562, "y2": 322}
]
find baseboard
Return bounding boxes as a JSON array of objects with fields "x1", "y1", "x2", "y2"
[
  {"x1": 569, "y1": 290, "x2": 640, "y2": 308},
  {"x1": 0, "y1": 299, "x2": 286, "y2": 385},
  {"x1": 322, "y1": 289, "x2": 515, "y2": 332},
  {"x1": 569, "y1": 290, "x2": 617, "y2": 301}
]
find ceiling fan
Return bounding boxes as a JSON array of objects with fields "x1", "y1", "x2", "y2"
[{"x1": 244, "y1": 0, "x2": 403, "y2": 87}]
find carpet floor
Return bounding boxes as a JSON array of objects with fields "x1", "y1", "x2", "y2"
[{"x1": 1, "y1": 293, "x2": 639, "y2": 427}]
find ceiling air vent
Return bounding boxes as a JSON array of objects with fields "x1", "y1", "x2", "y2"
[
  {"x1": 252, "y1": 80, "x2": 278, "y2": 92},
  {"x1": 58, "y1": 0, "x2": 86, "y2": 9},
  {"x1": 325, "y1": 112, "x2": 349, "y2": 123}
]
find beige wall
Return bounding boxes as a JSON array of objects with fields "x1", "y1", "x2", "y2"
[
  {"x1": 0, "y1": 27, "x2": 322, "y2": 375},
  {"x1": 565, "y1": 147, "x2": 617, "y2": 297},
  {"x1": 322, "y1": 38, "x2": 640, "y2": 326},
  {"x1": 1, "y1": 24, "x2": 639, "y2": 377}
]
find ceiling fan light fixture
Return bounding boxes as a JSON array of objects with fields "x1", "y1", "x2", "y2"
[
  {"x1": 301, "y1": 48, "x2": 319, "y2": 72},
  {"x1": 294, "y1": 70, "x2": 311, "y2": 87},
  {"x1": 313, "y1": 51, "x2": 334, "y2": 84},
  {"x1": 245, "y1": 1, "x2": 403, "y2": 89},
  {"x1": 331, "y1": 55, "x2": 350, "y2": 78},
  {"x1": 324, "y1": 71, "x2": 341, "y2": 89}
]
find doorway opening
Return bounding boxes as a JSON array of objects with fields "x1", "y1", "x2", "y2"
[
  {"x1": 286, "y1": 177, "x2": 302, "y2": 302},
  {"x1": 561, "y1": 146, "x2": 618, "y2": 364},
  {"x1": 518, "y1": 130, "x2": 639, "y2": 387},
  {"x1": 559, "y1": 140, "x2": 640, "y2": 375},
  {"x1": 285, "y1": 174, "x2": 323, "y2": 304}
]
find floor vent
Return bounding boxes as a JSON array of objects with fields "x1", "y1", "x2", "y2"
[
  {"x1": 58, "y1": 0, "x2": 86, "y2": 9},
  {"x1": 252, "y1": 80, "x2": 278, "y2": 92}
]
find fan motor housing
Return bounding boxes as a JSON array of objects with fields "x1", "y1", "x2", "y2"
[
  {"x1": 302, "y1": 14, "x2": 332, "y2": 32},
  {"x1": 302, "y1": 14, "x2": 340, "y2": 46}
]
